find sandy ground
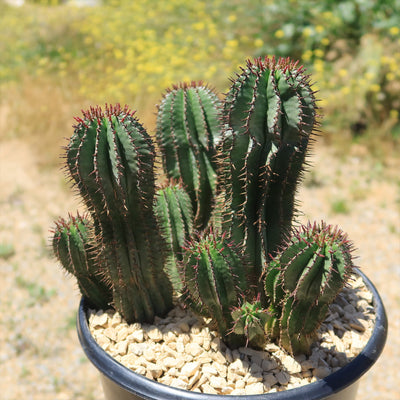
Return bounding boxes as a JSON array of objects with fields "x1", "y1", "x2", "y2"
[{"x1": 0, "y1": 138, "x2": 399, "y2": 399}]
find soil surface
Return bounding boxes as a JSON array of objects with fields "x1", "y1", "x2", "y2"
[{"x1": 0, "y1": 138, "x2": 399, "y2": 399}]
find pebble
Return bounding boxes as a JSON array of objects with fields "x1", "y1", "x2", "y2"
[{"x1": 245, "y1": 382, "x2": 264, "y2": 395}]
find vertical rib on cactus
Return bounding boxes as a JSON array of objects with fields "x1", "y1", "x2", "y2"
[
  {"x1": 180, "y1": 230, "x2": 249, "y2": 348},
  {"x1": 67, "y1": 104, "x2": 173, "y2": 323},
  {"x1": 219, "y1": 57, "x2": 318, "y2": 283},
  {"x1": 154, "y1": 182, "x2": 194, "y2": 292},
  {"x1": 52, "y1": 214, "x2": 112, "y2": 309},
  {"x1": 264, "y1": 222, "x2": 355, "y2": 354},
  {"x1": 156, "y1": 82, "x2": 221, "y2": 229}
]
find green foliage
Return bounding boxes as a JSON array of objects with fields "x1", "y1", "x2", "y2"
[
  {"x1": 15, "y1": 276, "x2": 57, "y2": 306},
  {"x1": 264, "y1": 222, "x2": 355, "y2": 354},
  {"x1": 0, "y1": 242, "x2": 15, "y2": 259}
]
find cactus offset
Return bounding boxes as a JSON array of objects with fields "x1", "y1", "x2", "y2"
[
  {"x1": 219, "y1": 56, "x2": 317, "y2": 285},
  {"x1": 264, "y1": 222, "x2": 355, "y2": 354},
  {"x1": 231, "y1": 299, "x2": 271, "y2": 349},
  {"x1": 52, "y1": 214, "x2": 112, "y2": 309},
  {"x1": 67, "y1": 104, "x2": 173, "y2": 323},
  {"x1": 156, "y1": 82, "x2": 221, "y2": 229}
]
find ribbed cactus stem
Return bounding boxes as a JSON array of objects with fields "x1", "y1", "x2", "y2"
[
  {"x1": 154, "y1": 182, "x2": 194, "y2": 292},
  {"x1": 219, "y1": 56, "x2": 318, "y2": 283},
  {"x1": 156, "y1": 82, "x2": 221, "y2": 229},
  {"x1": 67, "y1": 104, "x2": 173, "y2": 323},
  {"x1": 231, "y1": 299, "x2": 271, "y2": 349},
  {"x1": 264, "y1": 222, "x2": 355, "y2": 354},
  {"x1": 52, "y1": 214, "x2": 112, "y2": 309},
  {"x1": 180, "y1": 231, "x2": 249, "y2": 348}
]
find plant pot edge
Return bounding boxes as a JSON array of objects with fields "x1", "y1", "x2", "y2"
[{"x1": 76, "y1": 268, "x2": 388, "y2": 400}]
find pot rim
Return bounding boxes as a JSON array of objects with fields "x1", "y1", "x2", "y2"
[{"x1": 77, "y1": 268, "x2": 387, "y2": 400}]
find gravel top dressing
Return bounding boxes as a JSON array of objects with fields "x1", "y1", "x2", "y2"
[{"x1": 89, "y1": 275, "x2": 375, "y2": 395}]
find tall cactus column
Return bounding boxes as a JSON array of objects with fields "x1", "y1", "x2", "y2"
[
  {"x1": 219, "y1": 56, "x2": 318, "y2": 285},
  {"x1": 66, "y1": 104, "x2": 173, "y2": 323}
]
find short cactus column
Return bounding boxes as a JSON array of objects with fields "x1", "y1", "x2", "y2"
[{"x1": 264, "y1": 222, "x2": 355, "y2": 354}]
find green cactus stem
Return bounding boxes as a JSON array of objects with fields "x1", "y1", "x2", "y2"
[
  {"x1": 156, "y1": 82, "x2": 221, "y2": 229},
  {"x1": 154, "y1": 182, "x2": 194, "y2": 292},
  {"x1": 180, "y1": 230, "x2": 250, "y2": 348},
  {"x1": 264, "y1": 221, "x2": 355, "y2": 354},
  {"x1": 66, "y1": 104, "x2": 173, "y2": 323},
  {"x1": 219, "y1": 56, "x2": 318, "y2": 285},
  {"x1": 231, "y1": 298, "x2": 271, "y2": 349},
  {"x1": 52, "y1": 214, "x2": 112, "y2": 309}
]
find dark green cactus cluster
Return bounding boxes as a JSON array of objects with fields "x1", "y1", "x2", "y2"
[{"x1": 52, "y1": 56, "x2": 355, "y2": 355}]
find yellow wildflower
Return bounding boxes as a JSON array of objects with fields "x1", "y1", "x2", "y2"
[
  {"x1": 275, "y1": 29, "x2": 285, "y2": 39},
  {"x1": 254, "y1": 38, "x2": 264, "y2": 48},
  {"x1": 321, "y1": 38, "x2": 330, "y2": 46},
  {"x1": 314, "y1": 49, "x2": 324, "y2": 58},
  {"x1": 303, "y1": 27, "x2": 313, "y2": 37},
  {"x1": 370, "y1": 84, "x2": 381, "y2": 93}
]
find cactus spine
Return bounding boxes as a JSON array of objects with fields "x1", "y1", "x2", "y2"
[
  {"x1": 52, "y1": 214, "x2": 112, "y2": 309},
  {"x1": 156, "y1": 82, "x2": 221, "y2": 229},
  {"x1": 264, "y1": 222, "x2": 355, "y2": 354},
  {"x1": 66, "y1": 104, "x2": 173, "y2": 323},
  {"x1": 219, "y1": 56, "x2": 317, "y2": 284}
]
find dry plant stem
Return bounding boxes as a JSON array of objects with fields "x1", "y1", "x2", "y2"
[{"x1": 88, "y1": 274, "x2": 375, "y2": 395}]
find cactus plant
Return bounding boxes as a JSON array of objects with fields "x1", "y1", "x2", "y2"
[
  {"x1": 218, "y1": 56, "x2": 317, "y2": 285},
  {"x1": 180, "y1": 230, "x2": 250, "y2": 348},
  {"x1": 52, "y1": 213, "x2": 112, "y2": 309},
  {"x1": 156, "y1": 82, "x2": 221, "y2": 229},
  {"x1": 65, "y1": 104, "x2": 173, "y2": 323},
  {"x1": 264, "y1": 222, "x2": 355, "y2": 354},
  {"x1": 52, "y1": 56, "x2": 358, "y2": 357}
]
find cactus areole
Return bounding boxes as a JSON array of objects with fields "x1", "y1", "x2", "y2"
[{"x1": 53, "y1": 57, "x2": 386, "y2": 392}]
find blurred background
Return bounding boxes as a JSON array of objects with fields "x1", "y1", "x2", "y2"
[{"x1": 0, "y1": 0, "x2": 399, "y2": 399}]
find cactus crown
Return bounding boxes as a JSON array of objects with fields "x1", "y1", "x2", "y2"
[{"x1": 52, "y1": 57, "x2": 355, "y2": 355}]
